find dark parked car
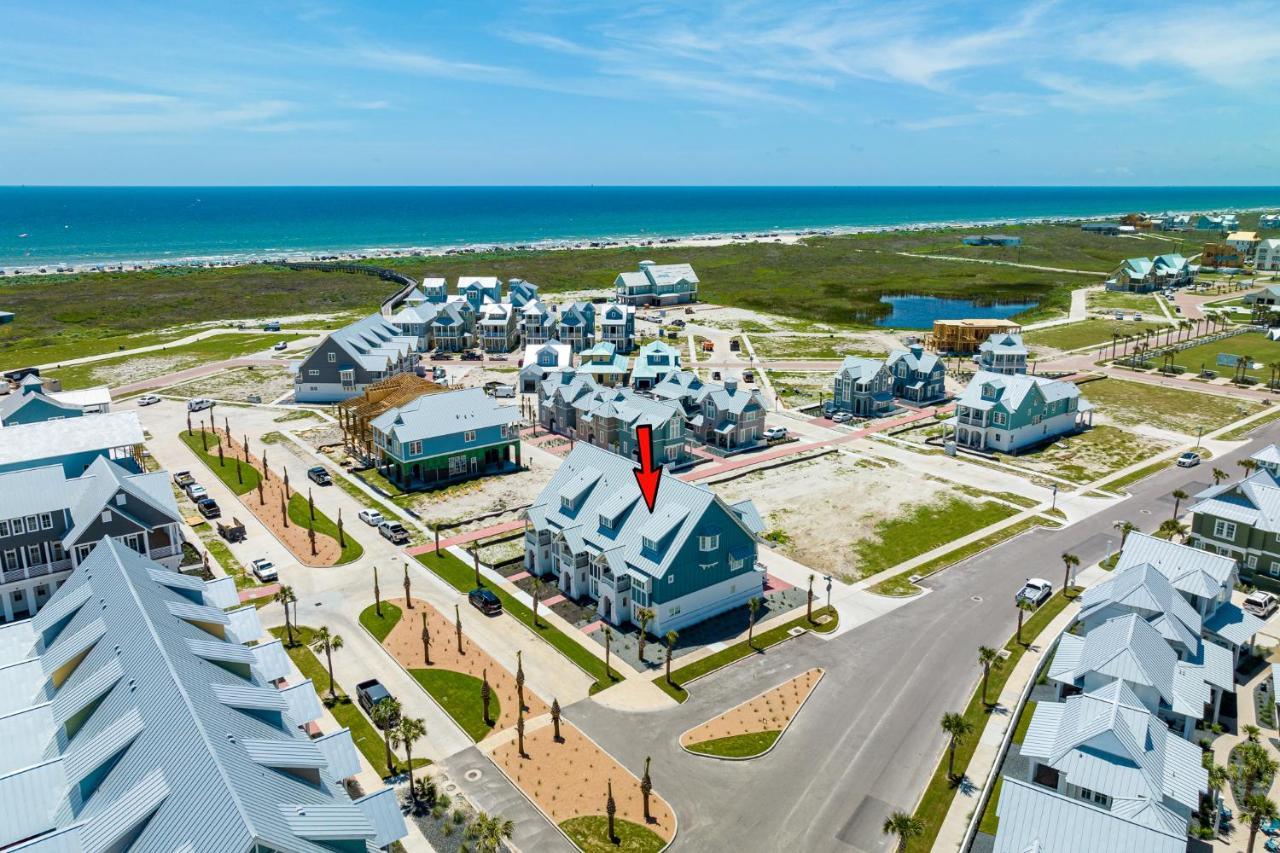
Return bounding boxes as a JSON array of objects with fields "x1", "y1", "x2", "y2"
[
  {"x1": 469, "y1": 588, "x2": 502, "y2": 615},
  {"x1": 196, "y1": 498, "x2": 221, "y2": 519},
  {"x1": 307, "y1": 465, "x2": 332, "y2": 485},
  {"x1": 356, "y1": 679, "x2": 398, "y2": 724}
]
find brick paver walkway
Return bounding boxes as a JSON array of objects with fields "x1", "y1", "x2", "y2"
[{"x1": 404, "y1": 518, "x2": 526, "y2": 556}]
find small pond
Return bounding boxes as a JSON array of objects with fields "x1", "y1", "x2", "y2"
[{"x1": 872, "y1": 294, "x2": 1040, "y2": 330}]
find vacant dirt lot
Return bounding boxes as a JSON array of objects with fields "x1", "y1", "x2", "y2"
[
  {"x1": 711, "y1": 454, "x2": 962, "y2": 578},
  {"x1": 166, "y1": 365, "x2": 295, "y2": 402}
]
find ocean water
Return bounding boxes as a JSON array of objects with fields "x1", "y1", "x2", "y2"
[{"x1": 2, "y1": 186, "x2": 1279, "y2": 268}]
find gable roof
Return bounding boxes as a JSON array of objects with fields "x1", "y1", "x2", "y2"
[
  {"x1": 641, "y1": 263, "x2": 698, "y2": 287},
  {"x1": 992, "y1": 776, "x2": 1187, "y2": 853},
  {"x1": 956, "y1": 371, "x2": 1084, "y2": 414},
  {"x1": 61, "y1": 456, "x2": 182, "y2": 547},
  {"x1": 324, "y1": 313, "x2": 417, "y2": 372},
  {"x1": 886, "y1": 346, "x2": 942, "y2": 374},
  {"x1": 837, "y1": 356, "x2": 888, "y2": 383},
  {"x1": 0, "y1": 540, "x2": 397, "y2": 852},
  {"x1": 0, "y1": 411, "x2": 144, "y2": 469},
  {"x1": 370, "y1": 387, "x2": 518, "y2": 445},
  {"x1": 526, "y1": 443, "x2": 757, "y2": 583},
  {"x1": 978, "y1": 332, "x2": 1028, "y2": 355},
  {"x1": 1113, "y1": 533, "x2": 1234, "y2": 600},
  {"x1": 1079, "y1": 563, "x2": 1202, "y2": 653}
]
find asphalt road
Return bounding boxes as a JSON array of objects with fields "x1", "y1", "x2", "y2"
[{"x1": 568, "y1": 421, "x2": 1280, "y2": 853}]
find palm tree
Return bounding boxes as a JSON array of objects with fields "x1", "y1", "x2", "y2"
[
  {"x1": 1242, "y1": 793, "x2": 1278, "y2": 853},
  {"x1": 530, "y1": 576, "x2": 543, "y2": 628},
  {"x1": 1157, "y1": 518, "x2": 1188, "y2": 542},
  {"x1": 1112, "y1": 520, "x2": 1137, "y2": 548},
  {"x1": 468, "y1": 813, "x2": 515, "y2": 853},
  {"x1": 1016, "y1": 598, "x2": 1036, "y2": 645},
  {"x1": 1242, "y1": 743, "x2": 1279, "y2": 802},
  {"x1": 1171, "y1": 488, "x2": 1189, "y2": 519},
  {"x1": 1204, "y1": 757, "x2": 1230, "y2": 819},
  {"x1": 276, "y1": 585, "x2": 297, "y2": 646},
  {"x1": 370, "y1": 697, "x2": 402, "y2": 777},
  {"x1": 420, "y1": 611, "x2": 431, "y2": 666},
  {"x1": 606, "y1": 779, "x2": 618, "y2": 844},
  {"x1": 390, "y1": 716, "x2": 426, "y2": 795},
  {"x1": 551, "y1": 697, "x2": 562, "y2": 742},
  {"x1": 372, "y1": 565, "x2": 381, "y2": 617},
  {"x1": 940, "y1": 712, "x2": 973, "y2": 780},
  {"x1": 882, "y1": 810, "x2": 924, "y2": 853},
  {"x1": 481, "y1": 669, "x2": 492, "y2": 725},
  {"x1": 1212, "y1": 467, "x2": 1229, "y2": 486},
  {"x1": 664, "y1": 630, "x2": 678, "y2": 684},
  {"x1": 978, "y1": 646, "x2": 1001, "y2": 706},
  {"x1": 603, "y1": 626, "x2": 614, "y2": 682},
  {"x1": 1246, "y1": 723, "x2": 1262, "y2": 742},
  {"x1": 635, "y1": 607, "x2": 654, "y2": 662},
  {"x1": 310, "y1": 627, "x2": 344, "y2": 700},
  {"x1": 1060, "y1": 552, "x2": 1079, "y2": 594},
  {"x1": 1241, "y1": 458, "x2": 1260, "y2": 475},
  {"x1": 747, "y1": 596, "x2": 761, "y2": 648},
  {"x1": 640, "y1": 756, "x2": 653, "y2": 823}
]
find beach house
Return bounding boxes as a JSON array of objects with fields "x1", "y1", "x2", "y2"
[
  {"x1": 1256, "y1": 239, "x2": 1280, "y2": 272},
  {"x1": 370, "y1": 387, "x2": 520, "y2": 490},
  {"x1": 1195, "y1": 214, "x2": 1238, "y2": 232},
  {"x1": 0, "y1": 375, "x2": 88, "y2": 425},
  {"x1": 555, "y1": 302, "x2": 596, "y2": 353},
  {"x1": 579, "y1": 341, "x2": 631, "y2": 387},
  {"x1": 477, "y1": 301, "x2": 519, "y2": 353},
  {"x1": 885, "y1": 344, "x2": 946, "y2": 403},
  {"x1": 685, "y1": 378, "x2": 767, "y2": 452},
  {"x1": 420, "y1": 277, "x2": 448, "y2": 303},
  {"x1": 949, "y1": 371, "x2": 1091, "y2": 453},
  {"x1": 388, "y1": 301, "x2": 438, "y2": 351},
  {"x1": 831, "y1": 356, "x2": 895, "y2": 417},
  {"x1": 614, "y1": 261, "x2": 699, "y2": 306},
  {"x1": 523, "y1": 442, "x2": 763, "y2": 632},
  {"x1": 599, "y1": 303, "x2": 637, "y2": 353},
  {"x1": 507, "y1": 278, "x2": 539, "y2": 307},
  {"x1": 976, "y1": 332, "x2": 1029, "y2": 375},
  {"x1": 0, "y1": 455, "x2": 184, "y2": 623},
  {"x1": 1226, "y1": 231, "x2": 1261, "y2": 260},
  {"x1": 458, "y1": 275, "x2": 502, "y2": 310},
  {"x1": 519, "y1": 340, "x2": 571, "y2": 393},
  {"x1": 294, "y1": 313, "x2": 419, "y2": 403},
  {"x1": 0, "y1": 538, "x2": 406, "y2": 852},
  {"x1": 538, "y1": 370, "x2": 690, "y2": 467},
  {"x1": 0, "y1": 410, "x2": 144, "y2": 475},
  {"x1": 429, "y1": 301, "x2": 476, "y2": 352},
  {"x1": 630, "y1": 340, "x2": 682, "y2": 390},
  {"x1": 1105, "y1": 254, "x2": 1191, "y2": 292},
  {"x1": 520, "y1": 301, "x2": 555, "y2": 346},
  {"x1": 1189, "y1": 445, "x2": 1280, "y2": 587}
]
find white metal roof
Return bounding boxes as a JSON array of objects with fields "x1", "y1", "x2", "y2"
[{"x1": 993, "y1": 776, "x2": 1186, "y2": 853}]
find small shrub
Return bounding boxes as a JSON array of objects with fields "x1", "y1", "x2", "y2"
[{"x1": 453, "y1": 809, "x2": 466, "y2": 825}]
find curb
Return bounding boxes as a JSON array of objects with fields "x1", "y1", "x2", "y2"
[{"x1": 678, "y1": 667, "x2": 825, "y2": 762}]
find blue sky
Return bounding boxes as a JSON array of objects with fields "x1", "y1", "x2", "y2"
[{"x1": 1, "y1": 0, "x2": 1278, "y2": 186}]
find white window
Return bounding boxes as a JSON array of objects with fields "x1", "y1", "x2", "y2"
[
  {"x1": 308, "y1": 369, "x2": 320, "y2": 377},
  {"x1": 1248, "y1": 554, "x2": 1258, "y2": 568},
  {"x1": 644, "y1": 536, "x2": 658, "y2": 552},
  {"x1": 50, "y1": 542, "x2": 66, "y2": 562},
  {"x1": 665, "y1": 445, "x2": 680, "y2": 461},
  {"x1": 464, "y1": 430, "x2": 476, "y2": 443},
  {"x1": 1213, "y1": 519, "x2": 1238, "y2": 540},
  {"x1": 75, "y1": 544, "x2": 92, "y2": 563},
  {"x1": 448, "y1": 455, "x2": 467, "y2": 476},
  {"x1": 39, "y1": 513, "x2": 53, "y2": 529},
  {"x1": 115, "y1": 493, "x2": 126, "y2": 507},
  {"x1": 27, "y1": 544, "x2": 43, "y2": 565},
  {"x1": 561, "y1": 496, "x2": 575, "y2": 512},
  {"x1": 24, "y1": 515, "x2": 38, "y2": 533},
  {"x1": 699, "y1": 533, "x2": 719, "y2": 551},
  {"x1": 1271, "y1": 561, "x2": 1280, "y2": 578},
  {"x1": 669, "y1": 604, "x2": 681, "y2": 615},
  {"x1": 1, "y1": 549, "x2": 16, "y2": 571},
  {"x1": 409, "y1": 441, "x2": 423, "y2": 456},
  {"x1": 729, "y1": 554, "x2": 744, "y2": 571},
  {"x1": 101, "y1": 511, "x2": 111, "y2": 523},
  {"x1": 0, "y1": 520, "x2": 8, "y2": 537},
  {"x1": 327, "y1": 352, "x2": 337, "y2": 363},
  {"x1": 667, "y1": 574, "x2": 674, "y2": 584}
]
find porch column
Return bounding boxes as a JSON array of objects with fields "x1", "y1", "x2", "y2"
[{"x1": 1, "y1": 590, "x2": 12, "y2": 623}]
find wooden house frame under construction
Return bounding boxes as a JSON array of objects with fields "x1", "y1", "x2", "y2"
[{"x1": 336, "y1": 372, "x2": 446, "y2": 462}]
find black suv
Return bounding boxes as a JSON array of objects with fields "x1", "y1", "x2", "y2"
[
  {"x1": 356, "y1": 679, "x2": 398, "y2": 725},
  {"x1": 468, "y1": 588, "x2": 502, "y2": 615},
  {"x1": 306, "y1": 466, "x2": 332, "y2": 486},
  {"x1": 196, "y1": 498, "x2": 221, "y2": 519}
]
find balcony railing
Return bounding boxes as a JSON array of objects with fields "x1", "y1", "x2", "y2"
[
  {"x1": 2, "y1": 558, "x2": 73, "y2": 584},
  {"x1": 149, "y1": 545, "x2": 181, "y2": 560}
]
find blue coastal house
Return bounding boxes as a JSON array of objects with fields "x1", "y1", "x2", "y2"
[
  {"x1": 599, "y1": 303, "x2": 636, "y2": 353},
  {"x1": 524, "y1": 442, "x2": 764, "y2": 632},
  {"x1": 831, "y1": 357, "x2": 895, "y2": 417},
  {"x1": 885, "y1": 344, "x2": 946, "y2": 404},
  {"x1": 949, "y1": 371, "x2": 1091, "y2": 453},
  {"x1": 458, "y1": 276, "x2": 502, "y2": 310},
  {"x1": 420, "y1": 277, "x2": 448, "y2": 303},
  {"x1": 507, "y1": 278, "x2": 540, "y2": 308},
  {"x1": 370, "y1": 387, "x2": 521, "y2": 490},
  {"x1": 538, "y1": 369, "x2": 690, "y2": 467},
  {"x1": 555, "y1": 302, "x2": 596, "y2": 353},
  {"x1": 614, "y1": 261, "x2": 699, "y2": 306},
  {"x1": 0, "y1": 375, "x2": 86, "y2": 426},
  {"x1": 630, "y1": 340, "x2": 682, "y2": 390},
  {"x1": 579, "y1": 341, "x2": 631, "y2": 387},
  {"x1": 976, "y1": 332, "x2": 1029, "y2": 375},
  {"x1": 0, "y1": 411, "x2": 144, "y2": 476}
]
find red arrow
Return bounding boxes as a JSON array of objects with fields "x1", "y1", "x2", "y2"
[{"x1": 633, "y1": 423, "x2": 662, "y2": 512}]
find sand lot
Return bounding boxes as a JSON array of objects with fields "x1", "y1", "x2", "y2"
[
  {"x1": 711, "y1": 454, "x2": 964, "y2": 578},
  {"x1": 165, "y1": 365, "x2": 295, "y2": 402}
]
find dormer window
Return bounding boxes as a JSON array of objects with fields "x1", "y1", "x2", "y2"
[
  {"x1": 561, "y1": 495, "x2": 575, "y2": 512},
  {"x1": 642, "y1": 535, "x2": 658, "y2": 552}
]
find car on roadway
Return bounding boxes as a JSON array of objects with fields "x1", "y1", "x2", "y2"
[
  {"x1": 186, "y1": 483, "x2": 208, "y2": 502},
  {"x1": 356, "y1": 679, "x2": 398, "y2": 725},
  {"x1": 173, "y1": 470, "x2": 195, "y2": 488},
  {"x1": 137, "y1": 394, "x2": 162, "y2": 406},
  {"x1": 832, "y1": 411, "x2": 853, "y2": 424},
  {"x1": 187, "y1": 398, "x2": 214, "y2": 412},
  {"x1": 358, "y1": 508, "x2": 384, "y2": 527},
  {"x1": 1176, "y1": 451, "x2": 1201, "y2": 468},
  {"x1": 273, "y1": 341, "x2": 288, "y2": 351},
  {"x1": 764, "y1": 426, "x2": 788, "y2": 441},
  {"x1": 378, "y1": 520, "x2": 410, "y2": 544},
  {"x1": 196, "y1": 498, "x2": 221, "y2": 519},
  {"x1": 1245, "y1": 590, "x2": 1279, "y2": 618},
  {"x1": 306, "y1": 466, "x2": 331, "y2": 486},
  {"x1": 250, "y1": 558, "x2": 278, "y2": 582},
  {"x1": 468, "y1": 588, "x2": 503, "y2": 615},
  {"x1": 1016, "y1": 578, "x2": 1053, "y2": 607}
]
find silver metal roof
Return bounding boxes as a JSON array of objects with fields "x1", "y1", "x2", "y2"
[
  {"x1": 0, "y1": 411, "x2": 144, "y2": 468},
  {"x1": 1114, "y1": 533, "x2": 1235, "y2": 602},
  {"x1": 993, "y1": 776, "x2": 1186, "y2": 853}
]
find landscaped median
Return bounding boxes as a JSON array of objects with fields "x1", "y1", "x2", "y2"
[
  {"x1": 653, "y1": 606, "x2": 838, "y2": 703},
  {"x1": 904, "y1": 588, "x2": 1079, "y2": 853},
  {"x1": 179, "y1": 428, "x2": 361, "y2": 566},
  {"x1": 414, "y1": 550, "x2": 619, "y2": 693},
  {"x1": 359, "y1": 599, "x2": 533, "y2": 743},
  {"x1": 270, "y1": 624, "x2": 426, "y2": 777},
  {"x1": 680, "y1": 668, "x2": 823, "y2": 759}
]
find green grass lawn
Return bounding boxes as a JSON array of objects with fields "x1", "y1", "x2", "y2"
[
  {"x1": 685, "y1": 730, "x2": 780, "y2": 758},
  {"x1": 1022, "y1": 318, "x2": 1167, "y2": 352},
  {"x1": 287, "y1": 492, "x2": 363, "y2": 564},
  {"x1": 1169, "y1": 331, "x2": 1280, "y2": 381},
  {"x1": 41, "y1": 332, "x2": 305, "y2": 390},
  {"x1": 271, "y1": 625, "x2": 425, "y2": 777},
  {"x1": 180, "y1": 430, "x2": 260, "y2": 495},
  {"x1": 559, "y1": 816, "x2": 666, "y2": 853},
  {"x1": 410, "y1": 668, "x2": 499, "y2": 743},
  {"x1": 327, "y1": 466, "x2": 402, "y2": 523},
  {"x1": 906, "y1": 590, "x2": 1077, "y2": 853},
  {"x1": 978, "y1": 775, "x2": 1003, "y2": 836},
  {"x1": 360, "y1": 601, "x2": 403, "y2": 642},
  {"x1": 1086, "y1": 290, "x2": 1161, "y2": 313},
  {"x1": 415, "y1": 550, "x2": 617, "y2": 692},
  {"x1": 1220, "y1": 406, "x2": 1280, "y2": 441},
  {"x1": 851, "y1": 497, "x2": 1019, "y2": 580},
  {"x1": 1082, "y1": 376, "x2": 1263, "y2": 433},
  {"x1": 870, "y1": 516, "x2": 1052, "y2": 596},
  {"x1": 1012, "y1": 700, "x2": 1037, "y2": 745},
  {"x1": 654, "y1": 606, "x2": 838, "y2": 703}
]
